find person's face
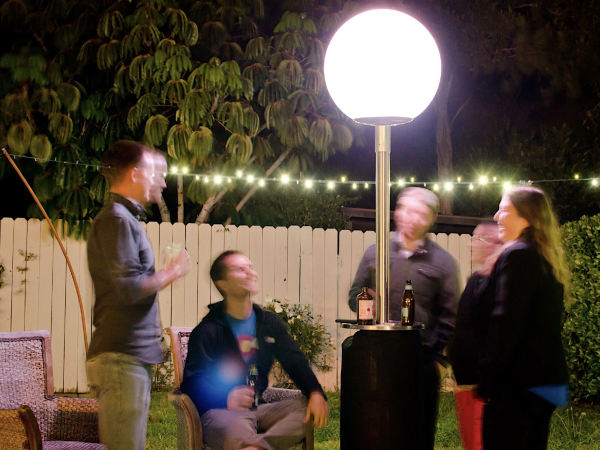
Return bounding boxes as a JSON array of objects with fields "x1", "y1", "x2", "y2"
[
  {"x1": 131, "y1": 152, "x2": 155, "y2": 204},
  {"x1": 470, "y1": 224, "x2": 501, "y2": 266},
  {"x1": 149, "y1": 153, "x2": 167, "y2": 204},
  {"x1": 394, "y1": 197, "x2": 435, "y2": 242},
  {"x1": 217, "y1": 254, "x2": 259, "y2": 299},
  {"x1": 494, "y1": 196, "x2": 530, "y2": 243}
]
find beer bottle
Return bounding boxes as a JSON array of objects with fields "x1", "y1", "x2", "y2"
[
  {"x1": 357, "y1": 287, "x2": 375, "y2": 325},
  {"x1": 401, "y1": 280, "x2": 415, "y2": 326},
  {"x1": 247, "y1": 363, "x2": 259, "y2": 408}
]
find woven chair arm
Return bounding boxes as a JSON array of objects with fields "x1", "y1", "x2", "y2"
[
  {"x1": 0, "y1": 406, "x2": 43, "y2": 450},
  {"x1": 52, "y1": 397, "x2": 100, "y2": 443},
  {"x1": 168, "y1": 389, "x2": 203, "y2": 450}
]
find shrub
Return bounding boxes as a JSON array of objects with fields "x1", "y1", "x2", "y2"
[
  {"x1": 264, "y1": 298, "x2": 335, "y2": 389},
  {"x1": 561, "y1": 214, "x2": 600, "y2": 402},
  {"x1": 152, "y1": 330, "x2": 175, "y2": 392}
]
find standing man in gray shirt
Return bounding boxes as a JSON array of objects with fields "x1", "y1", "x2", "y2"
[
  {"x1": 348, "y1": 187, "x2": 459, "y2": 450},
  {"x1": 86, "y1": 141, "x2": 190, "y2": 450}
]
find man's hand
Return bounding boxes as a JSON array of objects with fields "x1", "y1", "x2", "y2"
[
  {"x1": 227, "y1": 386, "x2": 255, "y2": 411},
  {"x1": 304, "y1": 392, "x2": 329, "y2": 428}
]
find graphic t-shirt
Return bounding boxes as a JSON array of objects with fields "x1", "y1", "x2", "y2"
[{"x1": 225, "y1": 310, "x2": 259, "y2": 364}]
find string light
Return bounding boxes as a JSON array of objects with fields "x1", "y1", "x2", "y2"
[
  {"x1": 305, "y1": 180, "x2": 313, "y2": 188},
  {"x1": 2, "y1": 151, "x2": 599, "y2": 193}
]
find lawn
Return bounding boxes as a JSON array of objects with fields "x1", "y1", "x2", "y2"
[{"x1": 147, "y1": 391, "x2": 600, "y2": 449}]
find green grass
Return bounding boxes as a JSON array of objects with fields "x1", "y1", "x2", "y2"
[{"x1": 146, "y1": 391, "x2": 600, "y2": 450}]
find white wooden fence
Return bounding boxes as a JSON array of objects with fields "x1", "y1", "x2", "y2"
[{"x1": 0, "y1": 217, "x2": 474, "y2": 392}]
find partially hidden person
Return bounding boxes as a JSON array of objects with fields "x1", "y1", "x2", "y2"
[{"x1": 447, "y1": 221, "x2": 502, "y2": 450}]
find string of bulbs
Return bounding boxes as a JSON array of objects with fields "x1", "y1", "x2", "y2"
[{"x1": 3, "y1": 152, "x2": 599, "y2": 191}]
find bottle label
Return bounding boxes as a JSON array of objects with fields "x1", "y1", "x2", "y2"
[
  {"x1": 358, "y1": 300, "x2": 375, "y2": 319},
  {"x1": 405, "y1": 284, "x2": 412, "y2": 290},
  {"x1": 402, "y1": 307, "x2": 409, "y2": 319}
]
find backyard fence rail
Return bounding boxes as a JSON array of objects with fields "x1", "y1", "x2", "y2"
[{"x1": 0, "y1": 218, "x2": 474, "y2": 392}]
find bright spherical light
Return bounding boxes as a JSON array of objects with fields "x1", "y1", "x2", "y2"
[
  {"x1": 306, "y1": 180, "x2": 313, "y2": 188},
  {"x1": 324, "y1": 9, "x2": 441, "y2": 125},
  {"x1": 281, "y1": 174, "x2": 289, "y2": 183}
]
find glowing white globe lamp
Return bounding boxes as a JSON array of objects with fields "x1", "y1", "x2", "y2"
[
  {"x1": 325, "y1": 9, "x2": 441, "y2": 325},
  {"x1": 325, "y1": 9, "x2": 441, "y2": 125}
]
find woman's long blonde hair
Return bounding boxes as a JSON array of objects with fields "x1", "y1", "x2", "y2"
[{"x1": 504, "y1": 186, "x2": 570, "y2": 292}]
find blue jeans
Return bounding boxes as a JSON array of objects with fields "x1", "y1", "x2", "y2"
[{"x1": 86, "y1": 352, "x2": 153, "y2": 450}]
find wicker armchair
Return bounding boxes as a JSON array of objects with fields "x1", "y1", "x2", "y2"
[
  {"x1": 167, "y1": 327, "x2": 314, "y2": 450},
  {"x1": 0, "y1": 330, "x2": 105, "y2": 449},
  {"x1": 0, "y1": 405, "x2": 43, "y2": 450}
]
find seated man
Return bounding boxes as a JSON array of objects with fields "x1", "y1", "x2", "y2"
[{"x1": 181, "y1": 250, "x2": 329, "y2": 450}]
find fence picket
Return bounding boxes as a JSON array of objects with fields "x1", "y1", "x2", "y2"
[
  {"x1": 323, "y1": 229, "x2": 338, "y2": 390},
  {"x1": 171, "y1": 224, "x2": 186, "y2": 327},
  {"x1": 51, "y1": 221, "x2": 67, "y2": 391},
  {"x1": 249, "y1": 226, "x2": 263, "y2": 305},
  {"x1": 25, "y1": 219, "x2": 41, "y2": 331},
  {"x1": 262, "y1": 227, "x2": 276, "y2": 301},
  {"x1": 158, "y1": 223, "x2": 173, "y2": 328},
  {"x1": 63, "y1": 235, "x2": 81, "y2": 392},
  {"x1": 0, "y1": 218, "x2": 15, "y2": 332},
  {"x1": 38, "y1": 221, "x2": 53, "y2": 334},
  {"x1": 210, "y1": 225, "x2": 225, "y2": 303},
  {"x1": 299, "y1": 227, "x2": 313, "y2": 305},
  {"x1": 197, "y1": 224, "x2": 212, "y2": 320},
  {"x1": 311, "y1": 229, "x2": 325, "y2": 388},
  {"x1": 185, "y1": 224, "x2": 199, "y2": 327},
  {"x1": 274, "y1": 228, "x2": 288, "y2": 301},
  {"x1": 237, "y1": 226, "x2": 250, "y2": 258},
  {"x1": 78, "y1": 238, "x2": 92, "y2": 391},
  {"x1": 287, "y1": 226, "x2": 301, "y2": 303},
  {"x1": 11, "y1": 218, "x2": 27, "y2": 332}
]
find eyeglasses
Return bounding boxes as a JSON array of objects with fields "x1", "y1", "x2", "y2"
[{"x1": 471, "y1": 235, "x2": 497, "y2": 244}]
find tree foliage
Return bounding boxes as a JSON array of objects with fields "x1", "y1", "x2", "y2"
[{"x1": 0, "y1": 0, "x2": 358, "y2": 234}]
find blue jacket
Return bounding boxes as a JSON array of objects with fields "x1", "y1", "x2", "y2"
[{"x1": 181, "y1": 301, "x2": 324, "y2": 415}]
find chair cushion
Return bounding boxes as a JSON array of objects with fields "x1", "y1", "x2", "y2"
[{"x1": 43, "y1": 442, "x2": 106, "y2": 450}]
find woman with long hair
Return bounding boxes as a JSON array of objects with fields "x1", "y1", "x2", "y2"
[{"x1": 476, "y1": 186, "x2": 570, "y2": 450}]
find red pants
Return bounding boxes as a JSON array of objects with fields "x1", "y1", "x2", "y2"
[{"x1": 455, "y1": 388, "x2": 484, "y2": 450}]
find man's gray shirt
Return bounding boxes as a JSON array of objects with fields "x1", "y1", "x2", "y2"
[
  {"x1": 87, "y1": 194, "x2": 164, "y2": 365},
  {"x1": 349, "y1": 235, "x2": 459, "y2": 362}
]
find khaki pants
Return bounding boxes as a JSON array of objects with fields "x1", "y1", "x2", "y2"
[
  {"x1": 201, "y1": 397, "x2": 308, "y2": 450},
  {"x1": 86, "y1": 352, "x2": 153, "y2": 450}
]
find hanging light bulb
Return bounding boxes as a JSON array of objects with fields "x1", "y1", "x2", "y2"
[
  {"x1": 281, "y1": 174, "x2": 290, "y2": 183},
  {"x1": 306, "y1": 180, "x2": 313, "y2": 188}
]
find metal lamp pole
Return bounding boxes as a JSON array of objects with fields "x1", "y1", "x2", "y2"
[{"x1": 375, "y1": 125, "x2": 391, "y2": 324}]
